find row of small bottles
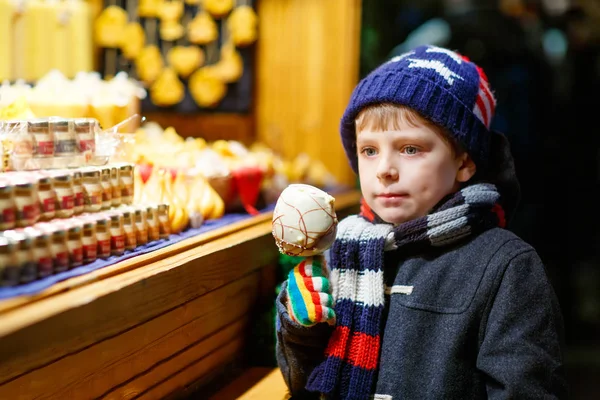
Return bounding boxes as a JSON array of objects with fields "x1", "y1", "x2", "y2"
[
  {"x1": 0, "y1": 202, "x2": 172, "y2": 287},
  {"x1": 0, "y1": 163, "x2": 134, "y2": 230}
]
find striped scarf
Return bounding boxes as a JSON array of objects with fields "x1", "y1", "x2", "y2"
[{"x1": 305, "y1": 183, "x2": 505, "y2": 399}]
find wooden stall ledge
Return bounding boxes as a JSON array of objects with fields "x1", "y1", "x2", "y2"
[
  {"x1": 209, "y1": 367, "x2": 290, "y2": 400},
  {"x1": 0, "y1": 190, "x2": 360, "y2": 400}
]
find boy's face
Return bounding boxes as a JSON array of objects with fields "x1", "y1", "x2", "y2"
[{"x1": 356, "y1": 122, "x2": 473, "y2": 225}]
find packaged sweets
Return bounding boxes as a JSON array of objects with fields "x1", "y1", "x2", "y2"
[
  {"x1": 82, "y1": 167, "x2": 102, "y2": 213},
  {"x1": 110, "y1": 166, "x2": 121, "y2": 207},
  {"x1": 108, "y1": 211, "x2": 125, "y2": 256},
  {"x1": 37, "y1": 222, "x2": 69, "y2": 273},
  {"x1": 157, "y1": 204, "x2": 170, "y2": 239},
  {"x1": 52, "y1": 173, "x2": 75, "y2": 219},
  {"x1": 79, "y1": 217, "x2": 98, "y2": 264},
  {"x1": 73, "y1": 118, "x2": 97, "y2": 154},
  {"x1": 121, "y1": 208, "x2": 136, "y2": 251},
  {"x1": 3, "y1": 230, "x2": 37, "y2": 284},
  {"x1": 119, "y1": 164, "x2": 134, "y2": 205},
  {"x1": 100, "y1": 167, "x2": 112, "y2": 209},
  {"x1": 28, "y1": 118, "x2": 54, "y2": 159},
  {"x1": 72, "y1": 170, "x2": 84, "y2": 214},
  {"x1": 133, "y1": 206, "x2": 148, "y2": 246},
  {"x1": 0, "y1": 179, "x2": 16, "y2": 230},
  {"x1": 146, "y1": 204, "x2": 160, "y2": 242},
  {"x1": 94, "y1": 214, "x2": 111, "y2": 259},
  {"x1": 24, "y1": 226, "x2": 53, "y2": 278},
  {"x1": 36, "y1": 174, "x2": 56, "y2": 220},
  {"x1": 13, "y1": 177, "x2": 40, "y2": 227},
  {"x1": 0, "y1": 236, "x2": 19, "y2": 286},
  {"x1": 65, "y1": 220, "x2": 83, "y2": 268}
]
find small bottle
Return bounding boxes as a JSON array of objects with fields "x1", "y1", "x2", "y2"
[
  {"x1": 51, "y1": 118, "x2": 77, "y2": 157},
  {"x1": 133, "y1": 206, "x2": 148, "y2": 246},
  {"x1": 4, "y1": 230, "x2": 37, "y2": 284},
  {"x1": 108, "y1": 211, "x2": 125, "y2": 256},
  {"x1": 121, "y1": 209, "x2": 136, "y2": 251},
  {"x1": 52, "y1": 173, "x2": 75, "y2": 219},
  {"x1": 37, "y1": 175, "x2": 56, "y2": 221},
  {"x1": 79, "y1": 217, "x2": 97, "y2": 264},
  {"x1": 0, "y1": 236, "x2": 19, "y2": 287},
  {"x1": 95, "y1": 215, "x2": 111, "y2": 259},
  {"x1": 73, "y1": 118, "x2": 96, "y2": 154},
  {"x1": 100, "y1": 167, "x2": 112, "y2": 209},
  {"x1": 110, "y1": 166, "x2": 121, "y2": 207},
  {"x1": 82, "y1": 168, "x2": 102, "y2": 213},
  {"x1": 72, "y1": 170, "x2": 84, "y2": 215},
  {"x1": 24, "y1": 227, "x2": 53, "y2": 278},
  {"x1": 146, "y1": 205, "x2": 160, "y2": 242},
  {"x1": 0, "y1": 180, "x2": 16, "y2": 230},
  {"x1": 28, "y1": 118, "x2": 53, "y2": 158},
  {"x1": 6, "y1": 120, "x2": 33, "y2": 171},
  {"x1": 66, "y1": 220, "x2": 84, "y2": 268},
  {"x1": 14, "y1": 178, "x2": 40, "y2": 227},
  {"x1": 157, "y1": 204, "x2": 170, "y2": 239},
  {"x1": 119, "y1": 164, "x2": 134, "y2": 205},
  {"x1": 38, "y1": 222, "x2": 69, "y2": 273}
]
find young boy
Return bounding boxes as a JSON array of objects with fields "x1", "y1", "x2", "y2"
[{"x1": 275, "y1": 45, "x2": 567, "y2": 399}]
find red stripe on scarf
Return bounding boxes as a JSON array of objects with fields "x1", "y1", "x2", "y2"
[
  {"x1": 347, "y1": 332, "x2": 381, "y2": 370},
  {"x1": 325, "y1": 326, "x2": 381, "y2": 370},
  {"x1": 299, "y1": 261, "x2": 323, "y2": 322},
  {"x1": 325, "y1": 325, "x2": 351, "y2": 358},
  {"x1": 492, "y1": 204, "x2": 506, "y2": 228}
]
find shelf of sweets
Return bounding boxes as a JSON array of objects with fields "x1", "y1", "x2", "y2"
[{"x1": 0, "y1": 163, "x2": 177, "y2": 287}]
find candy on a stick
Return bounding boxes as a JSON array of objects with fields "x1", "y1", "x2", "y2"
[{"x1": 272, "y1": 184, "x2": 338, "y2": 257}]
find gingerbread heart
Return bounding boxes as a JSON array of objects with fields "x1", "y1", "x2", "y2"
[
  {"x1": 189, "y1": 67, "x2": 227, "y2": 108},
  {"x1": 94, "y1": 6, "x2": 128, "y2": 48},
  {"x1": 121, "y1": 22, "x2": 146, "y2": 60},
  {"x1": 188, "y1": 12, "x2": 218, "y2": 45},
  {"x1": 204, "y1": 0, "x2": 234, "y2": 18},
  {"x1": 136, "y1": 45, "x2": 164, "y2": 84}
]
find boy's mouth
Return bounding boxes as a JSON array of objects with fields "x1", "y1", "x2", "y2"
[{"x1": 376, "y1": 192, "x2": 408, "y2": 198}]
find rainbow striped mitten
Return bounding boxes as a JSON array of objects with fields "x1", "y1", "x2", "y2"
[{"x1": 286, "y1": 255, "x2": 336, "y2": 327}]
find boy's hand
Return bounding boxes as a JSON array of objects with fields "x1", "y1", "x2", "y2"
[{"x1": 286, "y1": 255, "x2": 336, "y2": 327}]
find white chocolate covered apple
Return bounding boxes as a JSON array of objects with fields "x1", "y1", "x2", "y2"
[{"x1": 272, "y1": 184, "x2": 337, "y2": 257}]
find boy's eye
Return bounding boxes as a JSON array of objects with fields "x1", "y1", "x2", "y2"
[
  {"x1": 402, "y1": 146, "x2": 419, "y2": 155},
  {"x1": 361, "y1": 147, "x2": 377, "y2": 157}
]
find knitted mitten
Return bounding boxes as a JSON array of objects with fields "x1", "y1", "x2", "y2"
[{"x1": 286, "y1": 255, "x2": 335, "y2": 326}]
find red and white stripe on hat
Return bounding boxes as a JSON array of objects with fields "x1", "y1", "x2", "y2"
[{"x1": 472, "y1": 66, "x2": 496, "y2": 128}]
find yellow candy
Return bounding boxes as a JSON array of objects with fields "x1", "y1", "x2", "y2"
[
  {"x1": 168, "y1": 46, "x2": 204, "y2": 78},
  {"x1": 121, "y1": 22, "x2": 146, "y2": 60},
  {"x1": 136, "y1": 45, "x2": 164, "y2": 84},
  {"x1": 150, "y1": 68, "x2": 185, "y2": 107},
  {"x1": 189, "y1": 68, "x2": 227, "y2": 108},
  {"x1": 188, "y1": 12, "x2": 218, "y2": 45},
  {"x1": 95, "y1": 6, "x2": 128, "y2": 48}
]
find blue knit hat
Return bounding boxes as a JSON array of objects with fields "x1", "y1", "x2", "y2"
[{"x1": 341, "y1": 45, "x2": 497, "y2": 173}]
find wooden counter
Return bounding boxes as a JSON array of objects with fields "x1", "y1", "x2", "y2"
[{"x1": 0, "y1": 190, "x2": 360, "y2": 400}]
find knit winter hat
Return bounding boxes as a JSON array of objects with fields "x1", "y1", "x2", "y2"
[{"x1": 341, "y1": 45, "x2": 497, "y2": 173}]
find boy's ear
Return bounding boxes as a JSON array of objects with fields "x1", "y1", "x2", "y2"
[{"x1": 456, "y1": 153, "x2": 477, "y2": 183}]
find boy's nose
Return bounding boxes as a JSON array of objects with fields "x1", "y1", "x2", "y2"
[{"x1": 376, "y1": 158, "x2": 399, "y2": 181}]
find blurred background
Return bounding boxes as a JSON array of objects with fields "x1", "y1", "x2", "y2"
[{"x1": 361, "y1": 0, "x2": 600, "y2": 397}]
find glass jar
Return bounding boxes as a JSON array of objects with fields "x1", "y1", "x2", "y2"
[
  {"x1": 95, "y1": 215, "x2": 111, "y2": 259},
  {"x1": 100, "y1": 167, "x2": 112, "y2": 209},
  {"x1": 6, "y1": 120, "x2": 33, "y2": 171},
  {"x1": 109, "y1": 211, "x2": 125, "y2": 256},
  {"x1": 121, "y1": 209, "x2": 136, "y2": 251},
  {"x1": 4, "y1": 230, "x2": 37, "y2": 284},
  {"x1": 133, "y1": 206, "x2": 148, "y2": 246},
  {"x1": 110, "y1": 166, "x2": 121, "y2": 207},
  {"x1": 82, "y1": 168, "x2": 102, "y2": 213},
  {"x1": 37, "y1": 175, "x2": 56, "y2": 221},
  {"x1": 0, "y1": 236, "x2": 19, "y2": 286},
  {"x1": 157, "y1": 204, "x2": 170, "y2": 239},
  {"x1": 80, "y1": 217, "x2": 97, "y2": 264},
  {"x1": 0, "y1": 180, "x2": 16, "y2": 230},
  {"x1": 66, "y1": 221, "x2": 83, "y2": 268},
  {"x1": 38, "y1": 222, "x2": 69, "y2": 273},
  {"x1": 51, "y1": 118, "x2": 77, "y2": 157},
  {"x1": 146, "y1": 205, "x2": 160, "y2": 242},
  {"x1": 24, "y1": 227, "x2": 53, "y2": 278},
  {"x1": 72, "y1": 171, "x2": 84, "y2": 214},
  {"x1": 119, "y1": 164, "x2": 134, "y2": 205},
  {"x1": 14, "y1": 179, "x2": 40, "y2": 227},
  {"x1": 73, "y1": 118, "x2": 96, "y2": 154},
  {"x1": 28, "y1": 118, "x2": 53, "y2": 158},
  {"x1": 52, "y1": 173, "x2": 75, "y2": 219}
]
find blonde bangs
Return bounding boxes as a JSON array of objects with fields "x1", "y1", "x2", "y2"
[
  {"x1": 354, "y1": 103, "x2": 463, "y2": 155},
  {"x1": 355, "y1": 103, "x2": 429, "y2": 132}
]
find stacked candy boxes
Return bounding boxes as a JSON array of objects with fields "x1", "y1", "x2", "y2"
[{"x1": 0, "y1": 164, "x2": 171, "y2": 287}]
